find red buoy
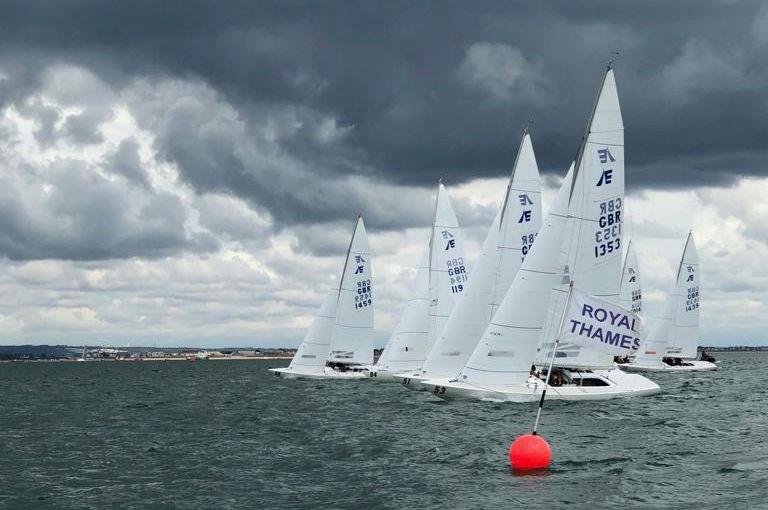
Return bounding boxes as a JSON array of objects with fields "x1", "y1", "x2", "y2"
[{"x1": 509, "y1": 433, "x2": 551, "y2": 470}]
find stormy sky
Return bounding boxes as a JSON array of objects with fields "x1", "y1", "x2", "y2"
[{"x1": 0, "y1": 0, "x2": 765, "y2": 346}]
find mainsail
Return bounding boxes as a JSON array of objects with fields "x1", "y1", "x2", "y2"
[
  {"x1": 426, "y1": 181, "x2": 467, "y2": 355},
  {"x1": 420, "y1": 130, "x2": 542, "y2": 379},
  {"x1": 329, "y1": 215, "x2": 374, "y2": 365},
  {"x1": 287, "y1": 289, "x2": 339, "y2": 373},
  {"x1": 457, "y1": 163, "x2": 573, "y2": 388},
  {"x1": 537, "y1": 66, "x2": 625, "y2": 370}
]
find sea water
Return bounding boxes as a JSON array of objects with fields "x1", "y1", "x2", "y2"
[{"x1": 0, "y1": 353, "x2": 765, "y2": 509}]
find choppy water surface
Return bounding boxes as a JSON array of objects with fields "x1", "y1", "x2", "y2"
[{"x1": 1, "y1": 353, "x2": 766, "y2": 509}]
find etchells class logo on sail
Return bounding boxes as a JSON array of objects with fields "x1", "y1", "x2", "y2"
[
  {"x1": 596, "y1": 148, "x2": 616, "y2": 187},
  {"x1": 517, "y1": 193, "x2": 534, "y2": 224},
  {"x1": 442, "y1": 229, "x2": 456, "y2": 251}
]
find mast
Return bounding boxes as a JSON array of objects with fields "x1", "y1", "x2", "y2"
[{"x1": 335, "y1": 214, "x2": 361, "y2": 308}]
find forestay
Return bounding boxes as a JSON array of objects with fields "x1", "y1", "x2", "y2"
[
  {"x1": 329, "y1": 215, "x2": 374, "y2": 365},
  {"x1": 287, "y1": 289, "x2": 339, "y2": 373},
  {"x1": 537, "y1": 67, "x2": 625, "y2": 370},
  {"x1": 457, "y1": 163, "x2": 573, "y2": 388},
  {"x1": 420, "y1": 130, "x2": 542, "y2": 379},
  {"x1": 374, "y1": 247, "x2": 430, "y2": 372},
  {"x1": 426, "y1": 182, "x2": 467, "y2": 355}
]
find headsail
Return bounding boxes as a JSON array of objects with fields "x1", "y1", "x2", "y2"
[
  {"x1": 458, "y1": 163, "x2": 573, "y2": 388},
  {"x1": 287, "y1": 289, "x2": 339, "y2": 373},
  {"x1": 421, "y1": 130, "x2": 543, "y2": 378},
  {"x1": 426, "y1": 182, "x2": 467, "y2": 355},
  {"x1": 374, "y1": 246, "x2": 430, "y2": 372},
  {"x1": 537, "y1": 66, "x2": 625, "y2": 370},
  {"x1": 329, "y1": 215, "x2": 374, "y2": 365}
]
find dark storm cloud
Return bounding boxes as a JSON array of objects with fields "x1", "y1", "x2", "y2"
[{"x1": 0, "y1": 1, "x2": 766, "y2": 229}]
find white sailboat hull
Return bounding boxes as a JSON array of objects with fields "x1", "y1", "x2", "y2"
[
  {"x1": 364, "y1": 368, "x2": 402, "y2": 383},
  {"x1": 422, "y1": 368, "x2": 660, "y2": 402},
  {"x1": 269, "y1": 367, "x2": 367, "y2": 380},
  {"x1": 620, "y1": 360, "x2": 718, "y2": 372},
  {"x1": 393, "y1": 371, "x2": 430, "y2": 391}
]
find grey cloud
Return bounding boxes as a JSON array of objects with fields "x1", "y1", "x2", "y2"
[
  {"x1": 126, "y1": 77, "x2": 435, "y2": 231},
  {"x1": 108, "y1": 138, "x2": 152, "y2": 189},
  {"x1": 0, "y1": 0, "x2": 764, "y2": 198},
  {"x1": 0, "y1": 1, "x2": 764, "y2": 245},
  {"x1": 60, "y1": 107, "x2": 112, "y2": 145},
  {"x1": 17, "y1": 99, "x2": 60, "y2": 147},
  {"x1": 458, "y1": 43, "x2": 547, "y2": 103},
  {"x1": 0, "y1": 159, "x2": 217, "y2": 261},
  {"x1": 194, "y1": 193, "x2": 271, "y2": 244}
]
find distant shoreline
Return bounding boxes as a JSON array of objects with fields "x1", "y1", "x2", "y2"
[{"x1": 0, "y1": 356, "x2": 292, "y2": 363}]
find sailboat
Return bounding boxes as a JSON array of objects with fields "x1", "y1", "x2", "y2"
[
  {"x1": 270, "y1": 215, "x2": 373, "y2": 379},
  {"x1": 619, "y1": 239, "x2": 642, "y2": 315},
  {"x1": 368, "y1": 181, "x2": 466, "y2": 382},
  {"x1": 401, "y1": 129, "x2": 543, "y2": 389},
  {"x1": 613, "y1": 240, "x2": 642, "y2": 365},
  {"x1": 621, "y1": 232, "x2": 716, "y2": 372},
  {"x1": 424, "y1": 66, "x2": 660, "y2": 401}
]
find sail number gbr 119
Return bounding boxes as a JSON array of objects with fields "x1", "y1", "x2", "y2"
[{"x1": 594, "y1": 197, "x2": 622, "y2": 258}]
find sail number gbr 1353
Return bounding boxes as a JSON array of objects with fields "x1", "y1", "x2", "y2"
[{"x1": 594, "y1": 197, "x2": 622, "y2": 258}]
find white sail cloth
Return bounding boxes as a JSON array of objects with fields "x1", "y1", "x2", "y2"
[
  {"x1": 664, "y1": 232, "x2": 700, "y2": 359},
  {"x1": 634, "y1": 232, "x2": 700, "y2": 364},
  {"x1": 286, "y1": 289, "x2": 339, "y2": 374},
  {"x1": 619, "y1": 240, "x2": 642, "y2": 314},
  {"x1": 457, "y1": 163, "x2": 573, "y2": 388},
  {"x1": 420, "y1": 130, "x2": 543, "y2": 379},
  {"x1": 537, "y1": 67, "x2": 625, "y2": 370},
  {"x1": 376, "y1": 182, "x2": 465, "y2": 372},
  {"x1": 329, "y1": 216, "x2": 374, "y2": 365},
  {"x1": 426, "y1": 182, "x2": 468, "y2": 356},
  {"x1": 374, "y1": 247, "x2": 430, "y2": 372}
]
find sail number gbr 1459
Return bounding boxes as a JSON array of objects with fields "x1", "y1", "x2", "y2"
[{"x1": 594, "y1": 197, "x2": 622, "y2": 258}]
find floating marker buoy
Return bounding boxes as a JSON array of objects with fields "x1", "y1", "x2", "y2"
[{"x1": 509, "y1": 433, "x2": 551, "y2": 470}]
